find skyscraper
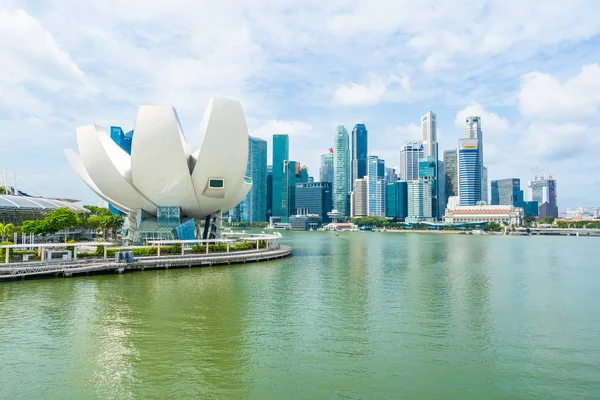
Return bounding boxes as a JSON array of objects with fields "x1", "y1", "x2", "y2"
[
  {"x1": 352, "y1": 124, "x2": 368, "y2": 186},
  {"x1": 333, "y1": 126, "x2": 351, "y2": 216},
  {"x1": 491, "y1": 178, "x2": 524, "y2": 207},
  {"x1": 295, "y1": 182, "x2": 333, "y2": 223},
  {"x1": 272, "y1": 134, "x2": 289, "y2": 219},
  {"x1": 444, "y1": 150, "x2": 458, "y2": 211},
  {"x1": 465, "y1": 116, "x2": 484, "y2": 202},
  {"x1": 482, "y1": 166, "x2": 488, "y2": 204},
  {"x1": 399, "y1": 141, "x2": 424, "y2": 181},
  {"x1": 528, "y1": 176, "x2": 558, "y2": 218},
  {"x1": 281, "y1": 161, "x2": 309, "y2": 222},
  {"x1": 247, "y1": 136, "x2": 267, "y2": 222},
  {"x1": 386, "y1": 181, "x2": 408, "y2": 220},
  {"x1": 351, "y1": 178, "x2": 368, "y2": 217},
  {"x1": 110, "y1": 126, "x2": 133, "y2": 155},
  {"x1": 406, "y1": 180, "x2": 434, "y2": 222},
  {"x1": 421, "y1": 112, "x2": 437, "y2": 159},
  {"x1": 419, "y1": 156, "x2": 437, "y2": 218},
  {"x1": 367, "y1": 155, "x2": 386, "y2": 217},
  {"x1": 385, "y1": 167, "x2": 398, "y2": 183},
  {"x1": 266, "y1": 165, "x2": 273, "y2": 220},
  {"x1": 458, "y1": 139, "x2": 482, "y2": 206},
  {"x1": 320, "y1": 150, "x2": 334, "y2": 184}
]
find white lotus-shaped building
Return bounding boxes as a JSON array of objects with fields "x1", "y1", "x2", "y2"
[{"x1": 65, "y1": 97, "x2": 252, "y2": 224}]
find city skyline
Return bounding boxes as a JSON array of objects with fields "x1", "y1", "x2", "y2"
[{"x1": 2, "y1": 2, "x2": 600, "y2": 209}]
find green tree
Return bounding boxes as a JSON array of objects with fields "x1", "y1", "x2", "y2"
[
  {"x1": 523, "y1": 215, "x2": 536, "y2": 227},
  {"x1": 44, "y1": 208, "x2": 80, "y2": 242},
  {"x1": 83, "y1": 205, "x2": 112, "y2": 216},
  {"x1": 3, "y1": 223, "x2": 15, "y2": 240},
  {"x1": 541, "y1": 216, "x2": 555, "y2": 225},
  {"x1": 21, "y1": 220, "x2": 51, "y2": 237}
]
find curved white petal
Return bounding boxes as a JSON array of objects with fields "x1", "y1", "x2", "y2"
[
  {"x1": 130, "y1": 105, "x2": 200, "y2": 215},
  {"x1": 76, "y1": 125, "x2": 157, "y2": 214},
  {"x1": 191, "y1": 97, "x2": 250, "y2": 216},
  {"x1": 64, "y1": 149, "x2": 131, "y2": 213}
]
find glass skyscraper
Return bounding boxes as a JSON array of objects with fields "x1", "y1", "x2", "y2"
[
  {"x1": 244, "y1": 136, "x2": 267, "y2": 222},
  {"x1": 367, "y1": 155, "x2": 385, "y2": 217},
  {"x1": 386, "y1": 181, "x2": 408, "y2": 219},
  {"x1": 281, "y1": 161, "x2": 309, "y2": 222},
  {"x1": 320, "y1": 151, "x2": 334, "y2": 184},
  {"x1": 110, "y1": 126, "x2": 134, "y2": 155},
  {"x1": 295, "y1": 182, "x2": 333, "y2": 223},
  {"x1": 464, "y1": 116, "x2": 485, "y2": 202},
  {"x1": 272, "y1": 134, "x2": 289, "y2": 219},
  {"x1": 491, "y1": 178, "x2": 524, "y2": 208},
  {"x1": 419, "y1": 156, "x2": 437, "y2": 218},
  {"x1": 266, "y1": 165, "x2": 273, "y2": 220},
  {"x1": 333, "y1": 126, "x2": 350, "y2": 216},
  {"x1": 352, "y1": 124, "x2": 368, "y2": 185},
  {"x1": 458, "y1": 139, "x2": 482, "y2": 206}
]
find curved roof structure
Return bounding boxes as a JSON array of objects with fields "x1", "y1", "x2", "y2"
[
  {"x1": 0, "y1": 194, "x2": 89, "y2": 225},
  {"x1": 65, "y1": 97, "x2": 252, "y2": 219}
]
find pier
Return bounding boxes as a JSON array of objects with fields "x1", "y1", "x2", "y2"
[{"x1": 0, "y1": 234, "x2": 291, "y2": 281}]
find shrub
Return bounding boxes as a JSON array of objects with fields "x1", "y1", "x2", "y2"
[
  {"x1": 0, "y1": 241, "x2": 13, "y2": 260},
  {"x1": 231, "y1": 241, "x2": 254, "y2": 251}
]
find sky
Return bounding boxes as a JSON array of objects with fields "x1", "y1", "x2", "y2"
[{"x1": 1, "y1": 0, "x2": 599, "y2": 210}]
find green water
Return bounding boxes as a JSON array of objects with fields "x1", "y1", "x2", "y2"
[{"x1": 1, "y1": 232, "x2": 599, "y2": 399}]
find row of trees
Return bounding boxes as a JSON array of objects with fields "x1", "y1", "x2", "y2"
[{"x1": 19, "y1": 206, "x2": 123, "y2": 242}]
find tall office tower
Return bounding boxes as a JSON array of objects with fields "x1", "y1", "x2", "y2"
[
  {"x1": 406, "y1": 180, "x2": 434, "y2": 222},
  {"x1": 437, "y1": 160, "x2": 445, "y2": 218},
  {"x1": 351, "y1": 178, "x2": 368, "y2": 217},
  {"x1": 266, "y1": 165, "x2": 273, "y2": 220},
  {"x1": 351, "y1": 124, "x2": 368, "y2": 187},
  {"x1": 458, "y1": 138, "x2": 482, "y2": 206},
  {"x1": 482, "y1": 166, "x2": 488, "y2": 204},
  {"x1": 443, "y1": 149, "x2": 458, "y2": 212},
  {"x1": 295, "y1": 182, "x2": 333, "y2": 223},
  {"x1": 386, "y1": 181, "x2": 408, "y2": 219},
  {"x1": 465, "y1": 116, "x2": 484, "y2": 202},
  {"x1": 421, "y1": 112, "x2": 437, "y2": 159},
  {"x1": 367, "y1": 155, "x2": 386, "y2": 217},
  {"x1": 272, "y1": 134, "x2": 289, "y2": 219},
  {"x1": 281, "y1": 161, "x2": 309, "y2": 222},
  {"x1": 491, "y1": 178, "x2": 524, "y2": 207},
  {"x1": 240, "y1": 136, "x2": 267, "y2": 222},
  {"x1": 385, "y1": 167, "x2": 398, "y2": 183},
  {"x1": 333, "y1": 125, "x2": 351, "y2": 216},
  {"x1": 418, "y1": 156, "x2": 438, "y2": 219},
  {"x1": 399, "y1": 140, "x2": 424, "y2": 181},
  {"x1": 320, "y1": 150, "x2": 334, "y2": 184}
]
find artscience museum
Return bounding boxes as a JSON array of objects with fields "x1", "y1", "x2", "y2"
[{"x1": 65, "y1": 97, "x2": 252, "y2": 243}]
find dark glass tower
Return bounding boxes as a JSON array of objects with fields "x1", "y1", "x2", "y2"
[
  {"x1": 272, "y1": 134, "x2": 289, "y2": 219},
  {"x1": 352, "y1": 124, "x2": 368, "y2": 186}
]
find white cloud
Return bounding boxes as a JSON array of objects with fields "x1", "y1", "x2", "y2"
[
  {"x1": 519, "y1": 123, "x2": 590, "y2": 160},
  {"x1": 519, "y1": 64, "x2": 600, "y2": 120},
  {"x1": 454, "y1": 103, "x2": 511, "y2": 138},
  {"x1": 332, "y1": 74, "x2": 410, "y2": 106}
]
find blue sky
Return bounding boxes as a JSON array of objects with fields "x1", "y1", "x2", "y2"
[{"x1": 1, "y1": 0, "x2": 599, "y2": 209}]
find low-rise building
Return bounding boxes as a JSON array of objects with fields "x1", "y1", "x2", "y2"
[{"x1": 443, "y1": 201, "x2": 524, "y2": 226}]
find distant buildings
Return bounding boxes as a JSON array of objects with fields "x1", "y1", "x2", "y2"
[
  {"x1": 244, "y1": 136, "x2": 267, "y2": 222},
  {"x1": 320, "y1": 151, "x2": 334, "y2": 184},
  {"x1": 443, "y1": 149, "x2": 458, "y2": 211},
  {"x1": 458, "y1": 138, "x2": 482, "y2": 206},
  {"x1": 399, "y1": 140, "x2": 423, "y2": 181},
  {"x1": 384, "y1": 167, "x2": 398, "y2": 183},
  {"x1": 406, "y1": 180, "x2": 434, "y2": 223},
  {"x1": 367, "y1": 156, "x2": 386, "y2": 217},
  {"x1": 281, "y1": 161, "x2": 308, "y2": 222},
  {"x1": 272, "y1": 134, "x2": 289, "y2": 220},
  {"x1": 528, "y1": 176, "x2": 558, "y2": 219},
  {"x1": 333, "y1": 126, "x2": 351, "y2": 217},
  {"x1": 266, "y1": 165, "x2": 273, "y2": 220},
  {"x1": 351, "y1": 178, "x2": 368, "y2": 217},
  {"x1": 421, "y1": 112, "x2": 437, "y2": 159},
  {"x1": 295, "y1": 182, "x2": 333, "y2": 224},
  {"x1": 491, "y1": 178, "x2": 524, "y2": 208},
  {"x1": 419, "y1": 156, "x2": 438, "y2": 218},
  {"x1": 351, "y1": 124, "x2": 368, "y2": 188},
  {"x1": 386, "y1": 181, "x2": 408, "y2": 220},
  {"x1": 464, "y1": 116, "x2": 486, "y2": 204}
]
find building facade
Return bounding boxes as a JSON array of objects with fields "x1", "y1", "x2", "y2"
[
  {"x1": 528, "y1": 176, "x2": 558, "y2": 219},
  {"x1": 367, "y1": 156, "x2": 386, "y2": 217},
  {"x1": 272, "y1": 134, "x2": 289, "y2": 219},
  {"x1": 320, "y1": 151, "x2": 334, "y2": 184},
  {"x1": 386, "y1": 181, "x2": 408, "y2": 220},
  {"x1": 443, "y1": 149, "x2": 458, "y2": 213},
  {"x1": 351, "y1": 124, "x2": 368, "y2": 188},
  {"x1": 464, "y1": 116, "x2": 484, "y2": 203},
  {"x1": 406, "y1": 180, "x2": 434, "y2": 223},
  {"x1": 351, "y1": 178, "x2": 368, "y2": 217},
  {"x1": 443, "y1": 204, "x2": 524, "y2": 226},
  {"x1": 333, "y1": 125, "x2": 351, "y2": 217},
  {"x1": 266, "y1": 165, "x2": 273, "y2": 220},
  {"x1": 281, "y1": 161, "x2": 308, "y2": 222},
  {"x1": 491, "y1": 178, "x2": 524, "y2": 208},
  {"x1": 110, "y1": 126, "x2": 134, "y2": 155},
  {"x1": 385, "y1": 167, "x2": 398, "y2": 183},
  {"x1": 419, "y1": 156, "x2": 438, "y2": 219},
  {"x1": 295, "y1": 182, "x2": 333, "y2": 223},
  {"x1": 421, "y1": 112, "x2": 437, "y2": 159},
  {"x1": 399, "y1": 140, "x2": 424, "y2": 181},
  {"x1": 241, "y1": 136, "x2": 267, "y2": 222},
  {"x1": 458, "y1": 139, "x2": 482, "y2": 206}
]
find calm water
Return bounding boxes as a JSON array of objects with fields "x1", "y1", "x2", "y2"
[{"x1": 1, "y1": 232, "x2": 599, "y2": 399}]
